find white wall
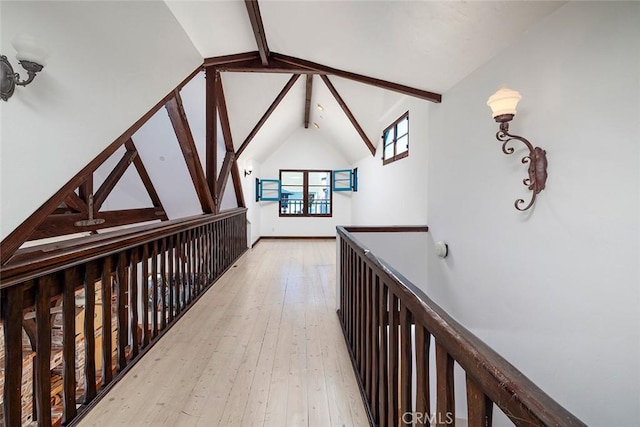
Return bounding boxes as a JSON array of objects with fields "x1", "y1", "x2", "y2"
[
  {"x1": 260, "y1": 128, "x2": 352, "y2": 237},
  {"x1": 239, "y1": 157, "x2": 262, "y2": 246},
  {"x1": 0, "y1": 1, "x2": 202, "y2": 240},
  {"x1": 425, "y1": 2, "x2": 639, "y2": 425},
  {"x1": 351, "y1": 95, "x2": 429, "y2": 225}
]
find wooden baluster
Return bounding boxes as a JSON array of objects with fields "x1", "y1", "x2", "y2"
[
  {"x1": 399, "y1": 303, "x2": 413, "y2": 427},
  {"x1": 101, "y1": 256, "x2": 113, "y2": 386},
  {"x1": 339, "y1": 239, "x2": 345, "y2": 325},
  {"x1": 378, "y1": 283, "x2": 389, "y2": 425},
  {"x1": 2, "y1": 285, "x2": 24, "y2": 426},
  {"x1": 193, "y1": 228, "x2": 200, "y2": 295},
  {"x1": 84, "y1": 261, "x2": 98, "y2": 402},
  {"x1": 116, "y1": 251, "x2": 128, "y2": 372},
  {"x1": 436, "y1": 342, "x2": 456, "y2": 426},
  {"x1": 151, "y1": 240, "x2": 159, "y2": 337},
  {"x1": 141, "y1": 244, "x2": 149, "y2": 348},
  {"x1": 388, "y1": 292, "x2": 399, "y2": 427},
  {"x1": 415, "y1": 324, "x2": 431, "y2": 420},
  {"x1": 365, "y1": 267, "x2": 373, "y2": 405},
  {"x1": 358, "y1": 258, "x2": 365, "y2": 380},
  {"x1": 195, "y1": 227, "x2": 202, "y2": 293},
  {"x1": 176, "y1": 232, "x2": 183, "y2": 313},
  {"x1": 62, "y1": 267, "x2": 80, "y2": 424},
  {"x1": 349, "y1": 247, "x2": 355, "y2": 346},
  {"x1": 167, "y1": 236, "x2": 175, "y2": 323},
  {"x1": 185, "y1": 229, "x2": 191, "y2": 304},
  {"x1": 129, "y1": 249, "x2": 139, "y2": 359},
  {"x1": 160, "y1": 238, "x2": 167, "y2": 330},
  {"x1": 35, "y1": 275, "x2": 53, "y2": 427},
  {"x1": 466, "y1": 374, "x2": 493, "y2": 427},
  {"x1": 354, "y1": 255, "x2": 361, "y2": 373},
  {"x1": 207, "y1": 224, "x2": 215, "y2": 285},
  {"x1": 370, "y1": 274, "x2": 380, "y2": 423}
]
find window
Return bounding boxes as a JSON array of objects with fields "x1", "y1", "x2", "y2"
[
  {"x1": 279, "y1": 169, "x2": 332, "y2": 217},
  {"x1": 382, "y1": 111, "x2": 409, "y2": 165}
]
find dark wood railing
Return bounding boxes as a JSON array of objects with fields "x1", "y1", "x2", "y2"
[
  {"x1": 337, "y1": 226, "x2": 586, "y2": 427},
  {"x1": 0, "y1": 208, "x2": 247, "y2": 426}
]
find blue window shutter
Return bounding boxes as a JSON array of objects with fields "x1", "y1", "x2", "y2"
[
  {"x1": 352, "y1": 167, "x2": 358, "y2": 192},
  {"x1": 332, "y1": 169, "x2": 352, "y2": 192},
  {"x1": 258, "y1": 179, "x2": 281, "y2": 201}
]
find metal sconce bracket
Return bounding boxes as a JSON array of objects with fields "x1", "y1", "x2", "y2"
[
  {"x1": 495, "y1": 116, "x2": 547, "y2": 211},
  {"x1": 1, "y1": 55, "x2": 44, "y2": 101}
]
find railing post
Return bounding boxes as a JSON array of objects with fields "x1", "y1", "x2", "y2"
[
  {"x1": 35, "y1": 275, "x2": 53, "y2": 427},
  {"x1": 63, "y1": 267, "x2": 80, "y2": 424},
  {"x1": 2, "y1": 285, "x2": 24, "y2": 426},
  {"x1": 466, "y1": 374, "x2": 493, "y2": 427},
  {"x1": 84, "y1": 261, "x2": 98, "y2": 403},
  {"x1": 436, "y1": 342, "x2": 456, "y2": 426}
]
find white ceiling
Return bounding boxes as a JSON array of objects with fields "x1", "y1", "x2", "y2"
[{"x1": 164, "y1": 0, "x2": 564, "y2": 166}]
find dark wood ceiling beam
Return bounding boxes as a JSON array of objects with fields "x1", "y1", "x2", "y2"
[
  {"x1": 236, "y1": 74, "x2": 301, "y2": 158},
  {"x1": 206, "y1": 69, "x2": 219, "y2": 206},
  {"x1": 215, "y1": 75, "x2": 235, "y2": 153},
  {"x1": 231, "y1": 162, "x2": 246, "y2": 209},
  {"x1": 0, "y1": 65, "x2": 202, "y2": 265},
  {"x1": 203, "y1": 51, "x2": 260, "y2": 68},
  {"x1": 320, "y1": 75, "x2": 376, "y2": 156},
  {"x1": 304, "y1": 74, "x2": 313, "y2": 129},
  {"x1": 215, "y1": 152, "x2": 235, "y2": 212},
  {"x1": 32, "y1": 208, "x2": 165, "y2": 240},
  {"x1": 213, "y1": 58, "x2": 318, "y2": 74},
  {"x1": 166, "y1": 91, "x2": 216, "y2": 214},
  {"x1": 93, "y1": 148, "x2": 138, "y2": 212},
  {"x1": 273, "y1": 52, "x2": 442, "y2": 103},
  {"x1": 124, "y1": 139, "x2": 168, "y2": 220},
  {"x1": 244, "y1": 1, "x2": 270, "y2": 65}
]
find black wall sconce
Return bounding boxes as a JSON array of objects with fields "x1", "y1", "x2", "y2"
[
  {"x1": 487, "y1": 87, "x2": 547, "y2": 211},
  {"x1": 244, "y1": 162, "x2": 253, "y2": 177},
  {"x1": 1, "y1": 35, "x2": 49, "y2": 101}
]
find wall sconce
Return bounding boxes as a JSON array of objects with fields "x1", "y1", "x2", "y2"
[
  {"x1": 1, "y1": 35, "x2": 49, "y2": 101},
  {"x1": 244, "y1": 162, "x2": 253, "y2": 177},
  {"x1": 487, "y1": 86, "x2": 547, "y2": 211}
]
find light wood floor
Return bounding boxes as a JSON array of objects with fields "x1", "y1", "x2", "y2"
[{"x1": 79, "y1": 239, "x2": 369, "y2": 427}]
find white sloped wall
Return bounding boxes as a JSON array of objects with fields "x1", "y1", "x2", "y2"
[{"x1": 0, "y1": 1, "x2": 202, "y2": 240}]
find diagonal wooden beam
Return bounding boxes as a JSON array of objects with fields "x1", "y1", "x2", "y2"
[
  {"x1": 166, "y1": 91, "x2": 216, "y2": 214},
  {"x1": 231, "y1": 162, "x2": 246, "y2": 208},
  {"x1": 93, "y1": 149, "x2": 138, "y2": 212},
  {"x1": 215, "y1": 152, "x2": 235, "y2": 211},
  {"x1": 273, "y1": 52, "x2": 442, "y2": 103},
  {"x1": 0, "y1": 65, "x2": 202, "y2": 265},
  {"x1": 215, "y1": 74, "x2": 235, "y2": 153},
  {"x1": 320, "y1": 75, "x2": 376, "y2": 156},
  {"x1": 304, "y1": 74, "x2": 314, "y2": 129},
  {"x1": 244, "y1": 1, "x2": 270, "y2": 66},
  {"x1": 203, "y1": 51, "x2": 260, "y2": 67},
  {"x1": 124, "y1": 139, "x2": 168, "y2": 220},
  {"x1": 64, "y1": 192, "x2": 88, "y2": 214},
  {"x1": 206, "y1": 69, "x2": 219, "y2": 205},
  {"x1": 236, "y1": 74, "x2": 301, "y2": 158}
]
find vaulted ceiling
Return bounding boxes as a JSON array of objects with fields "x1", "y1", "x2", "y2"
[
  {"x1": 3, "y1": 0, "x2": 566, "y2": 261},
  {"x1": 166, "y1": 0, "x2": 564, "y2": 163}
]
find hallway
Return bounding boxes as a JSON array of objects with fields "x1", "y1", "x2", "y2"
[{"x1": 78, "y1": 239, "x2": 368, "y2": 426}]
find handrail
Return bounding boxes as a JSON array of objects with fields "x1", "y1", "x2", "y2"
[
  {"x1": 0, "y1": 208, "x2": 247, "y2": 289},
  {"x1": 336, "y1": 226, "x2": 585, "y2": 427},
  {"x1": 1, "y1": 209, "x2": 247, "y2": 426}
]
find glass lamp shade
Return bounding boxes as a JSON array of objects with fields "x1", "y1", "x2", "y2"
[
  {"x1": 487, "y1": 86, "x2": 521, "y2": 119},
  {"x1": 12, "y1": 34, "x2": 49, "y2": 66}
]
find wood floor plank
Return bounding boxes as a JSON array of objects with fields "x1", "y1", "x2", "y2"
[{"x1": 78, "y1": 240, "x2": 368, "y2": 427}]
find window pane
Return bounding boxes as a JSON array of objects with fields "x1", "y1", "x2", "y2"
[
  {"x1": 281, "y1": 184, "x2": 303, "y2": 215},
  {"x1": 397, "y1": 135, "x2": 408, "y2": 154},
  {"x1": 281, "y1": 171, "x2": 304, "y2": 185},
  {"x1": 384, "y1": 127, "x2": 395, "y2": 145},
  {"x1": 384, "y1": 143, "x2": 395, "y2": 160},
  {"x1": 396, "y1": 116, "x2": 408, "y2": 137}
]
